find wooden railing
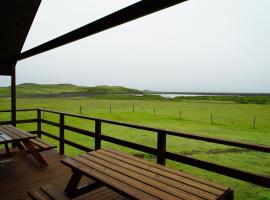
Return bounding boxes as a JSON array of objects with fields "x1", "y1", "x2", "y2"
[{"x1": 1, "y1": 108, "x2": 270, "y2": 188}]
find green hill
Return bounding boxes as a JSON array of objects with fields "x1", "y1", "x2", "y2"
[
  {"x1": 0, "y1": 83, "x2": 143, "y2": 98},
  {"x1": 86, "y1": 85, "x2": 142, "y2": 94}
]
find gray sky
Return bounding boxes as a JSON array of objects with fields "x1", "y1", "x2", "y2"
[{"x1": 2, "y1": 0, "x2": 270, "y2": 92}]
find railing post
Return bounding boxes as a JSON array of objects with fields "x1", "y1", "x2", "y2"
[
  {"x1": 37, "y1": 109, "x2": 41, "y2": 138},
  {"x1": 157, "y1": 131, "x2": 166, "y2": 165},
  {"x1": 59, "y1": 113, "x2": 65, "y2": 155},
  {"x1": 95, "y1": 120, "x2": 101, "y2": 150}
]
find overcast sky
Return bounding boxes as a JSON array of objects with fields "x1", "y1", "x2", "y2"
[{"x1": 2, "y1": 0, "x2": 270, "y2": 92}]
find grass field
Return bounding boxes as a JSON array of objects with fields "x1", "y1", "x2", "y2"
[{"x1": 1, "y1": 97, "x2": 270, "y2": 200}]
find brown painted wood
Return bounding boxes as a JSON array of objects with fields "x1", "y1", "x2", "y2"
[
  {"x1": 22, "y1": 139, "x2": 48, "y2": 167},
  {"x1": 30, "y1": 138, "x2": 56, "y2": 150},
  {"x1": 40, "y1": 184, "x2": 70, "y2": 200},
  {"x1": 0, "y1": 149, "x2": 125, "y2": 200},
  {"x1": 157, "y1": 131, "x2": 166, "y2": 165},
  {"x1": 62, "y1": 157, "x2": 158, "y2": 200},
  {"x1": 95, "y1": 120, "x2": 101, "y2": 150},
  {"x1": 37, "y1": 109, "x2": 42, "y2": 138},
  {"x1": 59, "y1": 113, "x2": 65, "y2": 155},
  {"x1": 80, "y1": 154, "x2": 203, "y2": 200},
  {"x1": 106, "y1": 149, "x2": 227, "y2": 191},
  {"x1": 88, "y1": 151, "x2": 218, "y2": 199},
  {"x1": 74, "y1": 156, "x2": 180, "y2": 200},
  {"x1": 64, "y1": 139, "x2": 92, "y2": 152},
  {"x1": 62, "y1": 149, "x2": 232, "y2": 200},
  {"x1": 64, "y1": 170, "x2": 83, "y2": 195},
  {"x1": 2, "y1": 109, "x2": 270, "y2": 188},
  {"x1": 4, "y1": 143, "x2": 9, "y2": 154},
  {"x1": 28, "y1": 187, "x2": 52, "y2": 200},
  {"x1": 39, "y1": 108, "x2": 270, "y2": 153},
  {"x1": 101, "y1": 134, "x2": 157, "y2": 155},
  {"x1": 5, "y1": 124, "x2": 34, "y2": 138},
  {"x1": 18, "y1": 0, "x2": 188, "y2": 61},
  {"x1": 0, "y1": 125, "x2": 51, "y2": 167},
  {"x1": 11, "y1": 65, "x2": 16, "y2": 127},
  {"x1": 64, "y1": 125, "x2": 95, "y2": 137}
]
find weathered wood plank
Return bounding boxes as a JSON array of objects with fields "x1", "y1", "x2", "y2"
[
  {"x1": 62, "y1": 157, "x2": 158, "y2": 200},
  {"x1": 80, "y1": 153, "x2": 204, "y2": 200},
  {"x1": 88, "y1": 151, "x2": 218, "y2": 199},
  {"x1": 102, "y1": 149, "x2": 227, "y2": 193}
]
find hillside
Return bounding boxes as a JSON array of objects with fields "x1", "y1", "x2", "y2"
[{"x1": 0, "y1": 83, "x2": 143, "y2": 98}]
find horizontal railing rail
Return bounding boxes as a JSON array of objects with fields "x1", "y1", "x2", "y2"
[
  {"x1": 1, "y1": 108, "x2": 270, "y2": 188},
  {"x1": 39, "y1": 108, "x2": 270, "y2": 153}
]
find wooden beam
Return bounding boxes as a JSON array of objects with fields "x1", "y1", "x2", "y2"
[
  {"x1": 11, "y1": 65, "x2": 16, "y2": 126},
  {"x1": 18, "y1": 0, "x2": 188, "y2": 61},
  {"x1": 0, "y1": 66, "x2": 12, "y2": 76}
]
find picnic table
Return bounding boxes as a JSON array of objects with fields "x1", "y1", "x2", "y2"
[
  {"x1": 0, "y1": 125, "x2": 48, "y2": 166},
  {"x1": 61, "y1": 149, "x2": 233, "y2": 200}
]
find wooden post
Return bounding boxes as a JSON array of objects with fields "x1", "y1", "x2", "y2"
[
  {"x1": 133, "y1": 105, "x2": 135, "y2": 113},
  {"x1": 37, "y1": 109, "x2": 41, "y2": 138},
  {"x1": 59, "y1": 113, "x2": 65, "y2": 155},
  {"x1": 154, "y1": 108, "x2": 156, "y2": 116},
  {"x1": 211, "y1": 114, "x2": 213, "y2": 124},
  {"x1": 179, "y1": 110, "x2": 182, "y2": 120},
  {"x1": 11, "y1": 65, "x2": 16, "y2": 126},
  {"x1": 157, "y1": 131, "x2": 166, "y2": 165},
  {"x1": 95, "y1": 120, "x2": 101, "y2": 150},
  {"x1": 253, "y1": 116, "x2": 256, "y2": 129},
  {"x1": 110, "y1": 104, "x2": 112, "y2": 113},
  {"x1": 42, "y1": 107, "x2": 45, "y2": 118},
  {"x1": 11, "y1": 65, "x2": 16, "y2": 148},
  {"x1": 80, "y1": 106, "x2": 82, "y2": 114}
]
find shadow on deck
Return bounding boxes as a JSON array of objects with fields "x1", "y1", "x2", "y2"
[{"x1": 0, "y1": 149, "x2": 127, "y2": 200}]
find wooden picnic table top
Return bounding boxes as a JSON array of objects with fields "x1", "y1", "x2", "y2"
[
  {"x1": 61, "y1": 149, "x2": 233, "y2": 200},
  {"x1": 0, "y1": 125, "x2": 36, "y2": 145},
  {"x1": 0, "y1": 125, "x2": 48, "y2": 167}
]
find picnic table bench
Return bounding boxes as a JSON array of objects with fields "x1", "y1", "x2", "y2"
[
  {"x1": 0, "y1": 125, "x2": 55, "y2": 166},
  {"x1": 28, "y1": 184, "x2": 70, "y2": 200},
  {"x1": 61, "y1": 149, "x2": 233, "y2": 200}
]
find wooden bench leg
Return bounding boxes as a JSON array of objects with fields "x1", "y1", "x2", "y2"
[
  {"x1": 16, "y1": 141, "x2": 26, "y2": 150},
  {"x1": 65, "y1": 169, "x2": 101, "y2": 198},
  {"x1": 4, "y1": 143, "x2": 9, "y2": 154},
  {"x1": 226, "y1": 190, "x2": 234, "y2": 200},
  {"x1": 22, "y1": 140, "x2": 48, "y2": 167},
  {"x1": 65, "y1": 170, "x2": 82, "y2": 196}
]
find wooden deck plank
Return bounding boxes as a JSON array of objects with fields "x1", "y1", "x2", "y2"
[
  {"x1": 28, "y1": 187, "x2": 53, "y2": 200},
  {"x1": 0, "y1": 149, "x2": 126, "y2": 200},
  {"x1": 40, "y1": 184, "x2": 70, "y2": 200}
]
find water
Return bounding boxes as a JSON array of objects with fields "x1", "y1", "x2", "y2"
[
  {"x1": 133, "y1": 93, "x2": 202, "y2": 98},
  {"x1": 158, "y1": 94, "x2": 201, "y2": 98}
]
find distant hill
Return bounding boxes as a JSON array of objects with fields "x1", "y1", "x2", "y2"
[{"x1": 0, "y1": 83, "x2": 143, "y2": 98}]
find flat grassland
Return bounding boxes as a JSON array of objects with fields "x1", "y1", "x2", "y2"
[{"x1": 1, "y1": 97, "x2": 270, "y2": 200}]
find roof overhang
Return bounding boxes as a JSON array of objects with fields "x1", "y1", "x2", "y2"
[{"x1": 0, "y1": 0, "x2": 41, "y2": 75}]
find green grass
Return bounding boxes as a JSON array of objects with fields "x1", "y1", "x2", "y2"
[
  {"x1": 0, "y1": 97, "x2": 270, "y2": 199},
  {"x1": 0, "y1": 83, "x2": 142, "y2": 97}
]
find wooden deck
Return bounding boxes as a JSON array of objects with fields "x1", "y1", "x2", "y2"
[{"x1": 0, "y1": 149, "x2": 128, "y2": 200}]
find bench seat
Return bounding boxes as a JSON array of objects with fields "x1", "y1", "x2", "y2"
[
  {"x1": 29, "y1": 138, "x2": 56, "y2": 152},
  {"x1": 28, "y1": 184, "x2": 70, "y2": 200}
]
